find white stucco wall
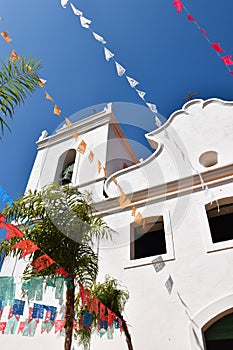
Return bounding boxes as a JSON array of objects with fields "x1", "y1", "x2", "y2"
[{"x1": 1, "y1": 98, "x2": 233, "y2": 350}]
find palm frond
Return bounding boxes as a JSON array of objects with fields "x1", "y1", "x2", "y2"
[{"x1": 0, "y1": 56, "x2": 42, "y2": 138}]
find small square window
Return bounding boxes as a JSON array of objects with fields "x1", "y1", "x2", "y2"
[
  {"x1": 130, "y1": 217, "x2": 167, "y2": 260},
  {"x1": 207, "y1": 203, "x2": 233, "y2": 243}
]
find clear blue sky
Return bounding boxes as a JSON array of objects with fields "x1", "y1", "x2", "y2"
[{"x1": 0, "y1": 0, "x2": 233, "y2": 209}]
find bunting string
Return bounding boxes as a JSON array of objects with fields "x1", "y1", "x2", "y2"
[{"x1": 172, "y1": 0, "x2": 233, "y2": 76}]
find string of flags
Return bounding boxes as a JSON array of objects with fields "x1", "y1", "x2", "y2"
[
  {"x1": 172, "y1": 0, "x2": 233, "y2": 76},
  {"x1": 61, "y1": 0, "x2": 162, "y2": 128}
]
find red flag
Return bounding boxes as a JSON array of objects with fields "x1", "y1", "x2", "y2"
[
  {"x1": 100, "y1": 303, "x2": 105, "y2": 321},
  {"x1": 173, "y1": 0, "x2": 183, "y2": 14},
  {"x1": 78, "y1": 282, "x2": 85, "y2": 306},
  {"x1": 222, "y1": 55, "x2": 233, "y2": 65},
  {"x1": 84, "y1": 289, "x2": 91, "y2": 307},
  {"x1": 4, "y1": 223, "x2": 25, "y2": 240},
  {"x1": 18, "y1": 321, "x2": 25, "y2": 334},
  {"x1": 89, "y1": 297, "x2": 99, "y2": 314},
  {"x1": 31, "y1": 254, "x2": 55, "y2": 272},
  {"x1": 55, "y1": 320, "x2": 64, "y2": 333},
  {"x1": 0, "y1": 322, "x2": 6, "y2": 334},
  {"x1": 187, "y1": 14, "x2": 196, "y2": 22},
  {"x1": 211, "y1": 42, "x2": 225, "y2": 53},
  {"x1": 0, "y1": 213, "x2": 5, "y2": 223},
  {"x1": 200, "y1": 28, "x2": 207, "y2": 38},
  {"x1": 12, "y1": 239, "x2": 39, "y2": 258},
  {"x1": 28, "y1": 307, "x2": 33, "y2": 323},
  {"x1": 107, "y1": 308, "x2": 115, "y2": 326},
  {"x1": 56, "y1": 267, "x2": 69, "y2": 278}
]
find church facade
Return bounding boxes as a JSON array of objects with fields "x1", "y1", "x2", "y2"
[{"x1": 1, "y1": 99, "x2": 233, "y2": 349}]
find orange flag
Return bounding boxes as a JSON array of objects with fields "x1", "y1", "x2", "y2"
[
  {"x1": 31, "y1": 254, "x2": 55, "y2": 272},
  {"x1": 103, "y1": 167, "x2": 108, "y2": 175},
  {"x1": 54, "y1": 105, "x2": 61, "y2": 116},
  {"x1": 12, "y1": 239, "x2": 40, "y2": 258},
  {"x1": 73, "y1": 130, "x2": 79, "y2": 140},
  {"x1": 111, "y1": 176, "x2": 118, "y2": 186},
  {"x1": 26, "y1": 64, "x2": 33, "y2": 73},
  {"x1": 65, "y1": 117, "x2": 72, "y2": 127},
  {"x1": 10, "y1": 50, "x2": 19, "y2": 61},
  {"x1": 119, "y1": 192, "x2": 131, "y2": 208},
  {"x1": 38, "y1": 78, "x2": 46, "y2": 88},
  {"x1": 77, "y1": 140, "x2": 87, "y2": 154},
  {"x1": 88, "y1": 151, "x2": 94, "y2": 163},
  {"x1": 1, "y1": 31, "x2": 12, "y2": 43},
  {"x1": 45, "y1": 92, "x2": 53, "y2": 101},
  {"x1": 134, "y1": 212, "x2": 143, "y2": 225},
  {"x1": 4, "y1": 223, "x2": 25, "y2": 240},
  {"x1": 131, "y1": 206, "x2": 137, "y2": 217},
  {"x1": 98, "y1": 160, "x2": 102, "y2": 174}
]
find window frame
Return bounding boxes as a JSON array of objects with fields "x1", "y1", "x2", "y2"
[{"x1": 125, "y1": 212, "x2": 175, "y2": 269}]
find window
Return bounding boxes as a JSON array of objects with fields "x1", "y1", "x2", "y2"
[
  {"x1": 130, "y1": 216, "x2": 167, "y2": 260},
  {"x1": 56, "y1": 149, "x2": 76, "y2": 185},
  {"x1": 206, "y1": 200, "x2": 233, "y2": 244},
  {"x1": 204, "y1": 313, "x2": 233, "y2": 350}
]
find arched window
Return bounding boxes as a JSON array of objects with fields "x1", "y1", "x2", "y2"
[
  {"x1": 204, "y1": 312, "x2": 233, "y2": 349},
  {"x1": 206, "y1": 197, "x2": 233, "y2": 243},
  {"x1": 55, "y1": 149, "x2": 76, "y2": 185}
]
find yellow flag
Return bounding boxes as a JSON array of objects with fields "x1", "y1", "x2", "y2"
[
  {"x1": 1, "y1": 31, "x2": 12, "y2": 43},
  {"x1": 10, "y1": 50, "x2": 19, "y2": 61},
  {"x1": 54, "y1": 105, "x2": 61, "y2": 116},
  {"x1": 65, "y1": 118, "x2": 72, "y2": 127},
  {"x1": 77, "y1": 140, "x2": 87, "y2": 154},
  {"x1": 98, "y1": 160, "x2": 102, "y2": 174},
  {"x1": 88, "y1": 151, "x2": 94, "y2": 163},
  {"x1": 134, "y1": 212, "x2": 143, "y2": 225},
  {"x1": 45, "y1": 92, "x2": 53, "y2": 101},
  {"x1": 131, "y1": 206, "x2": 137, "y2": 217},
  {"x1": 73, "y1": 130, "x2": 79, "y2": 140}
]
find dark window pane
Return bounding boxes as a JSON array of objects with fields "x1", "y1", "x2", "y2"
[{"x1": 208, "y1": 213, "x2": 233, "y2": 243}]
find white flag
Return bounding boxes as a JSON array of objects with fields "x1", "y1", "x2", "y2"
[
  {"x1": 136, "y1": 89, "x2": 146, "y2": 99},
  {"x1": 80, "y1": 16, "x2": 92, "y2": 28},
  {"x1": 104, "y1": 47, "x2": 114, "y2": 61},
  {"x1": 61, "y1": 0, "x2": 69, "y2": 8},
  {"x1": 70, "y1": 3, "x2": 83, "y2": 16},
  {"x1": 155, "y1": 116, "x2": 162, "y2": 128},
  {"x1": 146, "y1": 102, "x2": 157, "y2": 113},
  {"x1": 92, "y1": 32, "x2": 106, "y2": 44},
  {"x1": 115, "y1": 61, "x2": 126, "y2": 76},
  {"x1": 126, "y1": 76, "x2": 139, "y2": 88}
]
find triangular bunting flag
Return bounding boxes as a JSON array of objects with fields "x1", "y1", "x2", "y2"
[
  {"x1": 77, "y1": 140, "x2": 87, "y2": 154},
  {"x1": 88, "y1": 151, "x2": 94, "y2": 163},
  {"x1": 65, "y1": 117, "x2": 72, "y2": 127},
  {"x1": 4, "y1": 223, "x2": 25, "y2": 240},
  {"x1": 126, "y1": 76, "x2": 139, "y2": 88},
  {"x1": 70, "y1": 2, "x2": 83, "y2": 16},
  {"x1": 38, "y1": 78, "x2": 46, "y2": 88},
  {"x1": 146, "y1": 102, "x2": 157, "y2": 114},
  {"x1": 92, "y1": 32, "x2": 106, "y2": 44},
  {"x1": 73, "y1": 130, "x2": 79, "y2": 140},
  {"x1": 211, "y1": 42, "x2": 225, "y2": 53},
  {"x1": 56, "y1": 267, "x2": 69, "y2": 278},
  {"x1": 10, "y1": 50, "x2": 19, "y2": 61},
  {"x1": 12, "y1": 239, "x2": 40, "y2": 258},
  {"x1": 131, "y1": 206, "x2": 137, "y2": 217},
  {"x1": 31, "y1": 254, "x2": 55, "y2": 272},
  {"x1": 173, "y1": 0, "x2": 183, "y2": 14},
  {"x1": 54, "y1": 105, "x2": 61, "y2": 116},
  {"x1": 61, "y1": 0, "x2": 69, "y2": 8},
  {"x1": 1, "y1": 31, "x2": 12, "y2": 43},
  {"x1": 80, "y1": 16, "x2": 92, "y2": 28},
  {"x1": 45, "y1": 92, "x2": 53, "y2": 101},
  {"x1": 155, "y1": 116, "x2": 162, "y2": 128},
  {"x1": 104, "y1": 47, "x2": 114, "y2": 61},
  {"x1": 134, "y1": 212, "x2": 143, "y2": 225},
  {"x1": 136, "y1": 89, "x2": 146, "y2": 99},
  {"x1": 187, "y1": 14, "x2": 196, "y2": 22},
  {"x1": 115, "y1": 61, "x2": 126, "y2": 76},
  {"x1": 221, "y1": 55, "x2": 233, "y2": 65},
  {"x1": 98, "y1": 160, "x2": 102, "y2": 174}
]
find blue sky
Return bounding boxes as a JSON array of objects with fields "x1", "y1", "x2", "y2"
[{"x1": 0, "y1": 0, "x2": 233, "y2": 210}]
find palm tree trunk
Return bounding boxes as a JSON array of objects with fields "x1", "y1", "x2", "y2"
[
  {"x1": 64, "y1": 279, "x2": 75, "y2": 350},
  {"x1": 118, "y1": 314, "x2": 134, "y2": 350}
]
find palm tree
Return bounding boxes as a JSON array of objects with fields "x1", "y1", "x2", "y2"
[
  {"x1": 0, "y1": 56, "x2": 41, "y2": 138},
  {"x1": 0, "y1": 183, "x2": 111, "y2": 350}
]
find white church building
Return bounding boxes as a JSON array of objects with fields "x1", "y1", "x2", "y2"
[{"x1": 1, "y1": 99, "x2": 233, "y2": 350}]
